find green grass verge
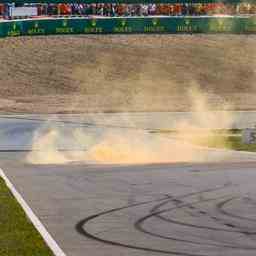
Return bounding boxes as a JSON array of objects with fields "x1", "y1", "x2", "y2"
[
  {"x1": 150, "y1": 128, "x2": 242, "y2": 135},
  {"x1": 0, "y1": 178, "x2": 54, "y2": 256},
  {"x1": 154, "y1": 129, "x2": 256, "y2": 152},
  {"x1": 183, "y1": 134, "x2": 256, "y2": 152}
]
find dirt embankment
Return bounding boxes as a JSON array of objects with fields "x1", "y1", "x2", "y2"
[{"x1": 0, "y1": 34, "x2": 256, "y2": 113}]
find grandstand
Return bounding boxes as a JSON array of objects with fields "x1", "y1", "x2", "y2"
[
  {"x1": 0, "y1": 0, "x2": 255, "y2": 113},
  {"x1": 1, "y1": 1, "x2": 256, "y2": 17}
]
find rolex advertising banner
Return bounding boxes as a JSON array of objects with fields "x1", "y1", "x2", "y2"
[{"x1": 0, "y1": 16, "x2": 255, "y2": 37}]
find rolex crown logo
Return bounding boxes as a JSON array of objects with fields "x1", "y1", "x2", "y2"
[
  {"x1": 152, "y1": 19, "x2": 158, "y2": 26},
  {"x1": 185, "y1": 19, "x2": 190, "y2": 25},
  {"x1": 34, "y1": 22, "x2": 39, "y2": 29},
  {"x1": 218, "y1": 19, "x2": 224, "y2": 26},
  {"x1": 121, "y1": 19, "x2": 126, "y2": 27},
  {"x1": 63, "y1": 19, "x2": 68, "y2": 27},
  {"x1": 91, "y1": 19, "x2": 97, "y2": 27}
]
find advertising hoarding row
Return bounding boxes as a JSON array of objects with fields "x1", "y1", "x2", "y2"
[{"x1": 0, "y1": 16, "x2": 256, "y2": 37}]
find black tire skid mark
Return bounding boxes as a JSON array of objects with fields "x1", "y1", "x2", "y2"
[
  {"x1": 134, "y1": 196, "x2": 256, "y2": 250},
  {"x1": 76, "y1": 197, "x2": 207, "y2": 256},
  {"x1": 149, "y1": 184, "x2": 231, "y2": 215},
  {"x1": 217, "y1": 197, "x2": 256, "y2": 223},
  {"x1": 148, "y1": 193, "x2": 245, "y2": 246},
  {"x1": 76, "y1": 185, "x2": 250, "y2": 255},
  {"x1": 149, "y1": 197, "x2": 256, "y2": 235},
  {"x1": 151, "y1": 184, "x2": 256, "y2": 235},
  {"x1": 149, "y1": 184, "x2": 248, "y2": 234}
]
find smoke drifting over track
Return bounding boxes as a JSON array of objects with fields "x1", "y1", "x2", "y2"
[
  {"x1": 0, "y1": 34, "x2": 254, "y2": 164},
  {"x1": 26, "y1": 86, "x2": 236, "y2": 164}
]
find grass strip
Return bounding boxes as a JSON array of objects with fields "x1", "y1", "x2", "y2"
[
  {"x1": 0, "y1": 177, "x2": 54, "y2": 256},
  {"x1": 183, "y1": 134, "x2": 256, "y2": 152}
]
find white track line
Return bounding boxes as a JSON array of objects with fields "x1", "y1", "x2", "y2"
[{"x1": 0, "y1": 168, "x2": 67, "y2": 256}]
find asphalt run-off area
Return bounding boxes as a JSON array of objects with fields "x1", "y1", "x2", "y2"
[{"x1": 1, "y1": 112, "x2": 256, "y2": 256}]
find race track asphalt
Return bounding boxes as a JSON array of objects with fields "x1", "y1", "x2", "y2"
[{"x1": 1, "y1": 113, "x2": 256, "y2": 256}]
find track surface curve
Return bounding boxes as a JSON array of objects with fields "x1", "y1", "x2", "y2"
[
  {"x1": 1, "y1": 115, "x2": 256, "y2": 256},
  {"x1": 2, "y1": 160, "x2": 256, "y2": 256}
]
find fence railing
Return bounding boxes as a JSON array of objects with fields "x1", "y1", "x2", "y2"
[
  {"x1": 0, "y1": 0, "x2": 255, "y2": 3},
  {"x1": 0, "y1": 16, "x2": 256, "y2": 37}
]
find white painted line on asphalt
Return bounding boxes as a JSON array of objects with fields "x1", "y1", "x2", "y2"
[{"x1": 0, "y1": 168, "x2": 67, "y2": 256}]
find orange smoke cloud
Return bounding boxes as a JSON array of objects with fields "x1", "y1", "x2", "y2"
[{"x1": 26, "y1": 85, "x2": 235, "y2": 165}]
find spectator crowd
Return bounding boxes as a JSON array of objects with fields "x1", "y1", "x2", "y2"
[{"x1": 1, "y1": 2, "x2": 256, "y2": 19}]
